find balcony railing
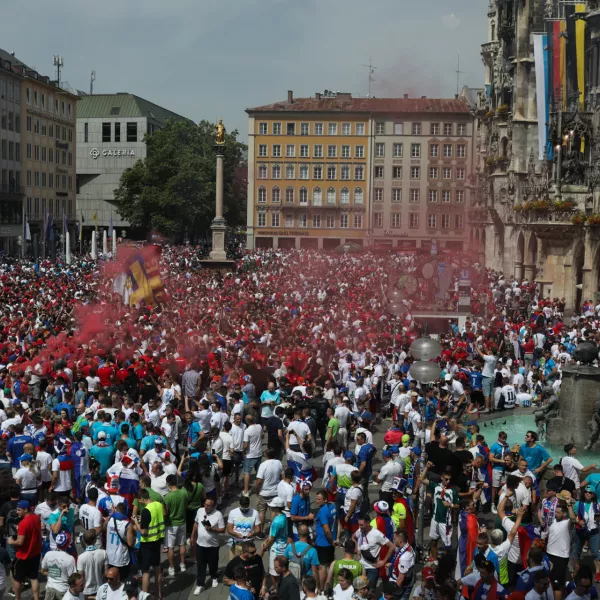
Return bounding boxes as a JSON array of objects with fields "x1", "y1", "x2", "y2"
[
  {"x1": 0, "y1": 184, "x2": 24, "y2": 196},
  {"x1": 516, "y1": 210, "x2": 577, "y2": 225}
]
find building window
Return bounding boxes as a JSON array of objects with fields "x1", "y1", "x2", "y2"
[
  {"x1": 15, "y1": 143, "x2": 20, "y2": 162},
  {"x1": 300, "y1": 145, "x2": 309, "y2": 157},
  {"x1": 442, "y1": 190, "x2": 451, "y2": 203},
  {"x1": 411, "y1": 144, "x2": 421, "y2": 158},
  {"x1": 48, "y1": 174, "x2": 53, "y2": 188},
  {"x1": 354, "y1": 213, "x2": 363, "y2": 229},
  {"x1": 443, "y1": 144, "x2": 453, "y2": 157},
  {"x1": 428, "y1": 214, "x2": 437, "y2": 228},
  {"x1": 458, "y1": 123, "x2": 467, "y2": 136},
  {"x1": 374, "y1": 166, "x2": 384, "y2": 179},
  {"x1": 286, "y1": 123, "x2": 295, "y2": 135},
  {"x1": 355, "y1": 166, "x2": 364, "y2": 180},
  {"x1": 374, "y1": 188, "x2": 384, "y2": 202},
  {"x1": 327, "y1": 145, "x2": 337, "y2": 158},
  {"x1": 394, "y1": 123, "x2": 403, "y2": 135},
  {"x1": 314, "y1": 145, "x2": 323, "y2": 158},
  {"x1": 340, "y1": 188, "x2": 350, "y2": 204},
  {"x1": 313, "y1": 187, "x2": 322, "y2": 206},
  {"x1": 298, "y1": 214, "x2": 306, "y2": 228},
  {"x1": 41, "y1": 173, "x2": 46, "y2": 188},
  {"x1": 327, "y1": 165, "x2": 336, "y2": 180},
  {"x1": 340, "y1": 165, "x2": 350, "y2": 180},
  {"x1": 127, "y1": 122, "x2": 137, "y2": 142},
  {"x1": 340, "y1": 214, "x2": 349, "y2": 228},
  {"x1": 392, "y1": 189, "x2": 402, "y2": 202},
  {"x1": 412, "y1": 123, "x2": 422, "y2": 135},
  {"x1": 83, "y1": 123, "x2": 88, "y2": 143},
  {"x1": 41, "y1": 146, "x2": 46, "y2": 162},
  {"x1": 355, "y1": 146, "x2": 364, "y2": 158},
  {"x1": 393, "y1": 166, "x2": 402, "y2": 179},
  {"x1": 286, "y1": 144, "x2": 295, "y2": 158},
  {"x1": 375, "y1": 143, "x2": 385, "y2": 157},
  {"x1": 258, "y1": 186, "x2": 266, "y2": 203},
  {"x1": 273, "y1": 123, "x2": 282, "y2": 135},
  {"x1": 430, "y1": 144, "x2": 439, "y2": 157},
  {"x1": 313, "y1": 165, "x2": 323, "y2": 179},
  {"x1": 285, "y1": 164, "x2": 295, "y2": 179},
  {"x1": 391, "y1": 213, "x2": 401, "y2": 228},
  {"x1": 410, "y1": 213, "x2": 419, "y2": 228},
  {"x1": 15, "y1": 115, "x2": 19, "y2": 133},
  {"x1": 354, "y1": 188, "x2": 364, "y2": 204},
  {"x1": 356, "y1": 123, "x2": 365, "y2": 135},
  {"x1": 285, "y1": 187, "x2": 294, "y2": 203},
  {"x1": 299, "y1": 187, "x2": 308, "y2": 204},
  {"x1": 442, "y1": 214, "x2": 451, "y2": 228},
  {"x1": 456, "y1": 168, "x2": 465, "y2": 180},
  {"x1": 393, "y1": 143, "x2": 403, "y2": 157},
  {"x1": 314, "y1": 123, "x2": 323, "y2": 135},
  {"x1": 444, "y1": 123, "x2": 453, "y2": 136},
  {"x1": 259, "y1": 122, "x2": 268, "y2": 135},
  {"x1": 258, "y1": 164, "x2": 267, "y2": 179},
  {"x1": 271, "y1": 213, "x2": 280, "y2": 227},
  {"x1": 443, "y1": 167, "x2": 452, "y2": 180},
  {"x1": 272, "y1": 164, "x2": 281, "y2": 179},
  {"x1": 457, "y1": 145, "x2": 466, "y2": 158},
  {"x1": 428, "y1": 190, "x2": 438, "y2": 203},
  {"x1": 272, "y1": 187, "x2": 281, "y2": 203},
  {"x1": 272, "y1": 145, "x2": 282, "y2": 157},
  {"x1": 257, "y1": 212, "x2": 266, "y2": 227},
  {"x1": 410, "y1": 189, "x2": 420, "y2": 203},
  {"x1": 327, "y1": 187, "x2": 336, "y2": 204},
  {"x1": 376, "y1": 123, "x2": 386, "y2": 135},
  {"x1": 326, "y1": 215, "x2": 335, "y2": 228},
  {"x1": 429, "y1": 167, "x2": 438, "y2": 179},
  {"x1": 341, "y1": 145, "x2": 350, "y2": 158},
  {"x1": 456, "y1": 214, "x2": 464, "y2": 228},
  {"x1": 410, "y1": 167, "x2": 420, "y2": 179},
  {"x1": 26, "y1": 88, "x2": 30, "y2": 105},
  {"x1": 374, "y1": 213, "x2": 383, "y2": 228},
  {"x1": 49, "y1": 148, "x2": 53, "y2": 163},
  {"x1": 300, "y1": 123, "x2": 309, "y2": 135},
  {"x1": 342, "y1": 123, "x2": 351, "y2": 135},
  {"x1": 34, "y1": 145, "x2": 40, "y2": 161},
  {"x1": 285, "y1": 214, "x2": 294, "y2": 227},
  {"x1": 312, "y1": 214, "x2": 321, "y2": 228},
  {"x1": 328, "y1": 123, "x2": 338, "y2": 135},
  {"x1": 259, "y1": 144, "x2": 268, "y2": 157},
  {"x1": 456, "y1": 190, "x2": 465, "y2": 203},
  {"x1": 299, "y1": 165, "x2": 309, "y2": 179},
  {"x1": 431, "y1": 123, "x2": 440, "y2": 136},
  {"x1": 26, "y1": 143, "x2": 32, "y2": 159}
]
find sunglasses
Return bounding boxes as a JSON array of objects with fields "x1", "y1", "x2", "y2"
[{"x1": 106, "y1": 577, "x2": 117, "y2": 582}]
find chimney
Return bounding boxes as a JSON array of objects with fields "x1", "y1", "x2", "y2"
[
  {"x1": 403, "y1": 94, "x2": 409, "y2": 99},
  {"x1": 455, "y1": 93, "x2": 459, "y2": 99},
  {"x1": 287, "y1": 90, "x2": 293, "y2": 104},
  {"x1": 421, "y1": 96, "x2": 426, "y2": 99},
  {"x1": 316, "y1": 93, "x2": 322, "y2": 100}
]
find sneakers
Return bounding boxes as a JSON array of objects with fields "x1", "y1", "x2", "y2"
[
  {"x1": 212, "y1": 579, "x2": 219, "y2": 588},
  {"x1": 491, "y1": 504, "x2": 498, "y2": 515},
  {"x1": 193, "y1": 586, "x2": 204, "y2": 596},
  {"x1": 595, "y1": 573, "x2": 600, "y2": 584},
  {"x1": 180, "y1": 563, "x2": 186, "y2": 573},
  {"x1": 242, "y1": 491, "x2": 250, "y2": 498},
  {"x1": 168, "y1": 567, "x2": 175, "y2": 577}
]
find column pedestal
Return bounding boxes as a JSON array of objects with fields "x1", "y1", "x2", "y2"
[
  {"x1": 524, "y1": 263, "x2": 536, "y2": 281},
  {"x1": 91, "y1": 230, "x2": 97, "y2": 260},
  {"x1": 514, "y1": 261, "x2": 524, "y2": 281}
]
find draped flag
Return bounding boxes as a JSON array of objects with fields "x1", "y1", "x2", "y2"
[
  {"x1": 517, "y1": 523, "x2": 541, "y2": 568},
  {"x1": 534, "y1": 34, "x2": 549, "y2": 160},
  {"x1": 114, "y1": 245, "x2": 165, "y2": 308},
  {"x1": 457, "y1": 509, "x2": 479, "y2": 577}
]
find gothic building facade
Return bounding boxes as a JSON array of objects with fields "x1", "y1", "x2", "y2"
[{"x1": 470, "y1": 0, "x2": 600, "y2": 311}]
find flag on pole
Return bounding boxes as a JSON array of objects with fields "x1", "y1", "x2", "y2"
[
  {"x1": 63, "y1": 210, "x2": 67, "y2": 234},
  {"x1": 48, "y1": 215, "x2": 54, "y2": 241},
  {"x1": 92, "y1": 212, "x2": 98, "y2": 232},
  {"x1": 79, "y1": 212, "x2": 84, "y2": 242},
  {"x1": 109, "y1": 212, "x2": 114, "y2": 238},
  {"x1": 25, "y1": 221, "x2": 31, "y2": 241}
]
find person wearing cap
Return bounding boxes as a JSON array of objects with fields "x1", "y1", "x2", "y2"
[
  {"x1": 489, "y1": 431, "x2": 510, "y2": 515},
  {"x1": 571, "y1": 486, "x2": 600, "y2": 581},
  {"x1": 89, "y1": 431, "x2": 115, "y2": 479},
  {"x1": 549, "y1": 463, "x2": 577, "y2": 496},
  {"x1": 257, "y1": 496, "x2": 288, "y2": 586},
  {"x1": 15, "y1": 453, "x2": 41, "y2": 506},
  {"x1": 98, "y1": 475, "x2": 127, "y2": 517},
  {"x1": 351, "y1": 575, "x2": 370, "y2": 599},
  {"x1": 412, "y1": 566, "x2": 436, "y2": 600},
  {"x1": 140, "y1": 437, "x2": 166, "y2": 474},
  {"x1": 8, "y1": 499, "x2": 41, "y2": 600},
  {"x1": 374, "y1": 450, "x2": 402, "y2": 507},
  {"x1": 41, "y1": 530, "x2": 77, "y2": 600},
  {"x1": 561, "y1": 443, "x2": 596, "y2": 498}
]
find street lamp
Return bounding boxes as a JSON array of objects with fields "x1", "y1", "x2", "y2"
[{"x1": 408, "y1": 336, "x2": 442, "y2": 554}]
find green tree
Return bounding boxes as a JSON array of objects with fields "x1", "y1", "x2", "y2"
[{"x1": 115, "y1": 119, "x2": 247, "y2": 241}]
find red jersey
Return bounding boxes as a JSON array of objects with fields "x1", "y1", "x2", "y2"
[{"x1": 16, "y1": 513, "x2": 42, "y2": 559}]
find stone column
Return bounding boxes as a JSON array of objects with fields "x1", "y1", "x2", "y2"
[
  {"x1": 209, "y1": 145, "x2": 227, "y2": 261},
  {"x1": 514, "y1": 261, "x2": 524, "y2": 281},
  {"x1": 524, "y1": 264, "x2": 536, "y2": 281},
  {"x1": 112, "y1": 230, "x2": 117, "y2": 257},
  {"x1": 91, "y1": 230, "x2": 97, "y2": 260},
  {"x1": 65, "y1": 232, "x2": 72, "y2": 265},
  {"x1": 102, "y1": 230, "x2": 108, "y2": 255}
]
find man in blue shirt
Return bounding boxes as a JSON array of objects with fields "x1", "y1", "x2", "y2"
[
  {"x1": 314, "y1": 489, "x2": 337, "y2": 591},
  {"x1": 184, "y1": 412, "x2": 202, "y2": 447},
  {"x1": 356, "y1": 432, "x2": 375, "y2": 484},
  {"x1": 260, "y1": 382, "x2": 280, "y2": 420},
  {"x1": 89, "y1": 432, "x2": 116, "y2": 477},
  {"x1": 7, "y1": 424, "x2": 33, "y2": 471},
  {"x1": 519, "y1": 431, "x2": 552, "y2": 478},
  {"x1": 290, "y1": 482, "x2": 313, "y2": 541}
]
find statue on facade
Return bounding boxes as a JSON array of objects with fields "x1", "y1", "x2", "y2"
[
  {"x1": 215, "y1": 119, "x2": 225, "y2": 145},
  {"x1": 562, "y1": 151, "x2": 587, "y2": 185},
  {"x1": 585, "y1": 398, "x2": 600, "y2": 450},
  {"x1": 534, "y1": 387, "x2": 559, "y2": 440}
]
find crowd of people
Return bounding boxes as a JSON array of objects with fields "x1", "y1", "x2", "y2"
[{"x1": 0, "y1": 246, "x2": 596, "y2": 600}]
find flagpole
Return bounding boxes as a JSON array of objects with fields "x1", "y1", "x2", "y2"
[
  {"x1": 63, "y1": 209, "x2": 66, "y2": 263},
  {"x1": 42, "y1": 208, "x2": 46, "y2": 260}
]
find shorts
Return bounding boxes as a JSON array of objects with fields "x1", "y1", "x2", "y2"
[
  {"x1": 243, "y1": 456, "x2": 261, "y2": 475},
  {"x1": 492, "y1": 469, "x2": 506, "y2": 488},
  {"x1": 45, "y1": 586, "x2": 64, "y2": 600},
  {"x1": 548, "y1": 554, "x2": 569, "y2": 587},
  {"x1": 269, "y1": 548, "x2": 280, "y2": 576},
  {"x1": 316, "y1": 545, "x2": 335, "y2": 564},
  {"x1": 139, "y1": 541, "x2": 163, "y2": 572},
  {"x1": 166, "y1": 524, "x2": 186, "y2": 548},
  {"x1": 12, "y1": 554, "x2": 41, "y2": 582},
  {"x1": 337, "y1": 428, "x2": 348, "y2": 448},
  {"x1": 222, "y1": 460, "x2": 233, "y2": 476},
  {"x1": 482, "y1": 377, "x2": 494, "y2": 397},
  {"x1": 257, "y1": 495, "x2": 275, "y2": 514},
  {"x1": 429, "y1": 519, "x2": 453, "y2": 547}
]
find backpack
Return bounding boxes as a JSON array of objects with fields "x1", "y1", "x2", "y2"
[
  {"x1": 288, "y1": 544, "x2": 311, "y2": 583},
  {"x1": 6, "y1": 508, "x2": 21, "y2": 539}
]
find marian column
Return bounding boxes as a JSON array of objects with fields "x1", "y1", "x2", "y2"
[{"x1": 209, "y1": 119, "x2": 228, "y2": 261}]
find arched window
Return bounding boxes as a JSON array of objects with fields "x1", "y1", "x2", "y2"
[
  {"x1": 340, "y1": 188, "x2": 350, "y2": 204},
  {"x1": 272, "y1": 187, "x2": 281, "y2": 203},
  {"x1": 327, "y1": 187, "x2": 336, "y2": 205},
  {"x1": 354, "y1": 187, "x2": 364, "y2": 204},
  {"x1": 285, "y1": 187, "x2": 294, "y2": 203},
  {"x1": 299, "y1": 187, "x2": 308, "y2": 204},
  {"x1": 313, "y1": 187, "x2": 322, "y2": 206},
  {"x1": 258, "y1": 186, "x2": 266, "y2": 203}
]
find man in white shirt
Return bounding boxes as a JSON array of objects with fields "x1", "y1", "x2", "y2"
[
  {"x1": 334, "y1": 401, "x2": 351, "y2": 449},
  {"x1": 562, "y1": 444, "x2": 596, "y2": 493},
  {"x1": 95, "y1": 568, "x2": 125, "y2": 600},
  {"x1": 226, "y1": 495, "x2": 260, "y2": 558},
  {"x1": 286, "y1": 410, "x2": 312, "y2": 451},
  {"x1": 255, "y1": 448, "x2": 283, "y2": 536},
  {"x1": 242, "y1": 416, "x2": 263, "y2": 498},
  {"x1": 353, "y1": 516, "x2": 394, "y2": 588},
  {"x1": 374, "y1": 450, "x2": 402, "y2": 506},
  {"x1": 192, "y1": 497, "x2": 225, "y2": 594},
  {"x1": 545, "y1": 502, "x2": 573, "y2": 593},
  {"x1": 476, "y1": 345, "x2": 497, "y2": 413}
]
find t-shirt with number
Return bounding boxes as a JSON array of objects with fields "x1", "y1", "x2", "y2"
[
  {"x1": 432, "y1": 485, "x2": 459, "y2": 523},
  {"x1": 79, "y1": 504, "x2": 102, "y2": 533},
  {"x1": 41, "y1": 549, "x2": 77, "y2": 593},
  {"x1": 501, "y1": 385, "x2": 517, "y2": 408}
]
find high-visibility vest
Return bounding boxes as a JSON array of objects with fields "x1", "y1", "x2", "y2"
[{"x1": 140, "y1": 501, "x2": 165, "y2": 543}]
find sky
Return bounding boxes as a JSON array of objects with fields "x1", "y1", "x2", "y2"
[{"x1": 1, "y1": 0, "x2": 487, "y2": 143}]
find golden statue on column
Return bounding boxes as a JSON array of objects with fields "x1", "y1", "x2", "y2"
[{"x1": 215, "y1": 119, "x2": 225, "y2": 145}]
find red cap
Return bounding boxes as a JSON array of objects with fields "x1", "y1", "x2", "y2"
[{"x1": 422, "y1": 567, "x2": 435, "y2": 580}]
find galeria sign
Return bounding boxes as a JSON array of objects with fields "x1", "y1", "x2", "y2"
[{"x1": 90, "y1": 148, "x2": 136, "y2": 159}]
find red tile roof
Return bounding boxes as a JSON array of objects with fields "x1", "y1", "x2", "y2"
[{"x1": 247, "y1": 96, "x2": 470, "y2": 114}]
